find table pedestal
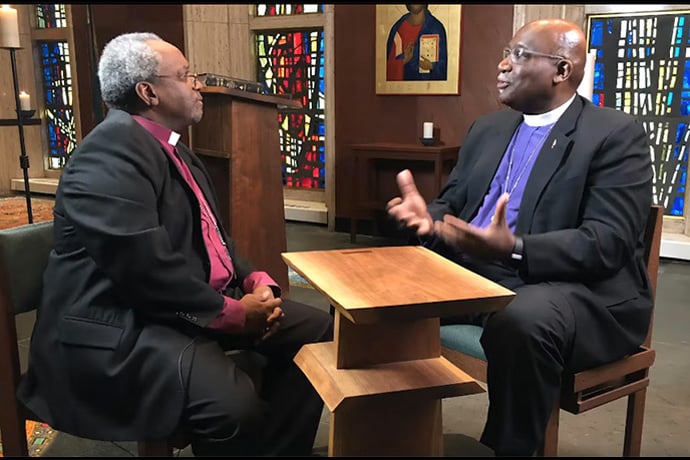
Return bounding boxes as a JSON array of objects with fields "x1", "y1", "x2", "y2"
[{"x1": 295, "y1": 314, "x2": 483, "y2": 456}]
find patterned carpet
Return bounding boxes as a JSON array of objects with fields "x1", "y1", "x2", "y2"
[
  {"x1": 288, "y1": 267, "x2": 311, "y2": 288},
  {"x1": 0, "y1": 195, "x2": 54, "y2": 230},
  {"x1": 0, "y1": 421, "x2": 57, "y2": 457}
]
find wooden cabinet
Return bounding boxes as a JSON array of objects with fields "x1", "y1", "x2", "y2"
[{"x1": 350, "y1": 142, "x2": 460, "y2": 242}]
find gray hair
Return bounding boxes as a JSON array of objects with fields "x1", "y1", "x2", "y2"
[{"x1": 97, "y1": 32, "x2": 163, "y2": 110}]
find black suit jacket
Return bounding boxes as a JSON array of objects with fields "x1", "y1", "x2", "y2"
[
  {"x1": 18, "y1": 109, "x2": 259, "y2": 440},
  {"x1": 428, "y1": 96, "x2": 654, "y2": 369}
]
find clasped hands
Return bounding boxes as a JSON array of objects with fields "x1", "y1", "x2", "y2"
[
  {"x1": 241, "y1": 284, "x2": 283, "y2": 342},
  {"x1": 386, "y1": 169, "x2": 516, "y2": 261}
]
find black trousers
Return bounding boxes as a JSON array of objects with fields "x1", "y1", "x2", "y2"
[
  {"x1": 178, "y1": 299, "x2": 333, "y2": 456},
  {"x1": 442, "y1": 257, "x2": 638, "y2": 456}
]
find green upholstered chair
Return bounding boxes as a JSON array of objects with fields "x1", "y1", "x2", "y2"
[
  {"x1": 0, "y1": 221, "x2": 190, "y2": 457},
  {"x1": 441, "y1": 205, "x2": 664, "y2": 456}
]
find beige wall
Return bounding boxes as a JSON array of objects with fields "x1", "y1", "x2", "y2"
[
  {"x1": 514, "y1": 4, "x2": 585, "y2": 31},
  {"x1": 183, "y1": 4, "x2": 253, "y2": 81}
]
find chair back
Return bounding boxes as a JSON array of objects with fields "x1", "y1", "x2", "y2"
[
  {"x1": 642, "y1": 205, "x2": 664, "y2": 347},
  {"x1": 0, "y1": 220, "x2": 53, "y2": 457}
]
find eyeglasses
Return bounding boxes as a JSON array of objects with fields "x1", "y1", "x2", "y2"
[
  {"x1": 502, "y1": 46, "x2": 565, "y2": 64},
  {"x1": 155, "y1": 72, "x2": 200, "y2": 85}
]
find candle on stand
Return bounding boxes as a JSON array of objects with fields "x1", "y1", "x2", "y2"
[
  {"x1": 0, "y1": 4, "x2": 20, "y2": 49},
  {"x1": 19, "y1": 90, "x2": 30, "y2": 110},
  {"x1": 423, "y1": 121, "x2": 434, "y2": 139}
]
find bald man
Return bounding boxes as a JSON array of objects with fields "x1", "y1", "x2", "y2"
[{"x1": 387, "y1": 19, "x2": 653, "y2": 456}]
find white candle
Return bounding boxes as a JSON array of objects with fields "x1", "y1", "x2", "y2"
[
  {"x1": 19, "y1": 91, "x2": 30, "y2": 110},
  {"x1": 423, "y1": 121, "x2": 434, "y2": 139},
  {"x1": 0, "y1": 4, "x2": 20, "y2": 49}
]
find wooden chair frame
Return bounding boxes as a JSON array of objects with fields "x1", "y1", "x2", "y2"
[{"x1": 441, "y1": 205, "x2": 664, "y2": 456}]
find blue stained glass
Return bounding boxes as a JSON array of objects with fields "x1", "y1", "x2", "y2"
[
  {"x1": 671, "y1": 196, "x2": 684, "y2": 215},
  {"x1": 591, "y1": 21, "x2": 603, "y2": 46},
  {"x1": 588, "y1": 12, "x2": 690, "y2": 218},
  {"x1": 593, "y1": 62, "x2": 604, "y2": 89},
  {"x1": 35, "y1": 4, "x2": 67, "y2": 29},
  {"x1": 38, "y1": 40, "x2": 76, "y2": 169},
  {"x1": 676, "y1": 123, "x2": 687, "y2": 148},
  {"x1": 677, "y1": 123, "x2": 688, "y2": 144}
]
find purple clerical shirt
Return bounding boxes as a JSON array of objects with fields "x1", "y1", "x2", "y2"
[
  {"x1": 133, "y1": 115, "x2": 279, "y2": 332},
  {"x1": 470, "y1": 122, "x2": 554, "y2": 231}
]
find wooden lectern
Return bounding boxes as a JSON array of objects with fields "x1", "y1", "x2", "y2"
[{"x1": 190, "y1": 86, "x2": 301, "y2": 292}]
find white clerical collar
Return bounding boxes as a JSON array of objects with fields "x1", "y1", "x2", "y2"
[
  {"x1": 168, "y1": 131, "x2": 181, "y2": 147},
  {"x1": 523, "y1": 93, "x2": 576, "y2": 127}
]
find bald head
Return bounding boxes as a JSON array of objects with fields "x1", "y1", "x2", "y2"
[
  {"x1": 497, "y1": 18, "x2": 588, "y2": 113},
  {"x1": 518, "y1": 19, "x2": 587, "y2": 90}
]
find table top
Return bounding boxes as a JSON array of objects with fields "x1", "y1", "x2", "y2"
[
  {"x1": 351, "y1": 142, "x2": 460, "y2": 156},
  {"x1": 282, "y1": 245, "x2": 515, "y2": 324}
]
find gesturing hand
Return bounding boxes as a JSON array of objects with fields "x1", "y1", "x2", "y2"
[
  {"x1": 433, "y1": 192, "x2": 516, "y2": 260},
  {"x1": 386, "y1": 169, "x2": 434, "y2": 236}
]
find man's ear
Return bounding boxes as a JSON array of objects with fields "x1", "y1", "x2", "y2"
[
  {"x1": 558, "y1": 60, "x2": 571, "y2": 77},
  {"x1": 554, "y1": 59, "x2": 572, "y2": 83},
  {"x1": 135, "y1": 81, "x2": 157, "y2": 107}
]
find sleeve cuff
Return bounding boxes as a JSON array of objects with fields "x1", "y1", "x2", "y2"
[
  {"x1": 242, "y1": 271, "x2": 282, "y2": 298},
  {"x1": 207, "y1": 297, "x2": 245, "y2": 333}
]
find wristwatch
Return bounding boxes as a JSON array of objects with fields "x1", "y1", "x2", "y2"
[{"x1": 510, "y1": 236, "x2": 524, "y2": 263}]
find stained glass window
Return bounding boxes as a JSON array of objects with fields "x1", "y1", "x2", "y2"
[
  {"x1": 588, "y1": 12, "x2": 690, "y2": 216},
  {"x1": 256, "y1": 30, "x2": 325, "y2": 189},
  {"x1": 35, "y1": 4, "x2": 67, "y2": 28},
  {"x1": 38, "y1": 40, "x2": 76, "y2": 169},
  {"x1": 256, "y1": 4, "x2": 323, "y2": 17}
]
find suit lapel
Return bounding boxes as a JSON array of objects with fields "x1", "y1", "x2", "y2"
[
  {"x1": 175, "y1": 143, "x2": 223, "y2": 222},
  {"x1": 516, "y1": 96, "x2": 584, "y2": 232}
]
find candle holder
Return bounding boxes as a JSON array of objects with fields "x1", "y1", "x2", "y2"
[
  {"x1": 420, "y1": 137, "x2": 435, "y2": 147},
  {"x1": 2, "y1": 46, "x2": 34, "y2": 223},
  {"x1": 18, "y1": 109, "x2": 35, "y2": 119}
]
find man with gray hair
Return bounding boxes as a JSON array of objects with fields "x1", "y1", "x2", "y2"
[{"x1": 18, "y1": 32, "x2": 333, "y2": 456}]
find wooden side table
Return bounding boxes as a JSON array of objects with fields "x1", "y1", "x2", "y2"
[
  {"x1": 350, "y1": 142, "x2": 460, "y2": 243},
  {"x1": 282, "y1": 246, "x2": 515, "y2": 456}
]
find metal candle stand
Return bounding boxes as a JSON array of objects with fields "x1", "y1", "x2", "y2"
[{"x1": 4, "y1": 46, "x2": 33, "y2": 223}]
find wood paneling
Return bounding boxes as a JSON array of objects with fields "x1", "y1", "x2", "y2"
[{"x1": 333, "y1": 5, "x2": 514, "y2": 222}]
